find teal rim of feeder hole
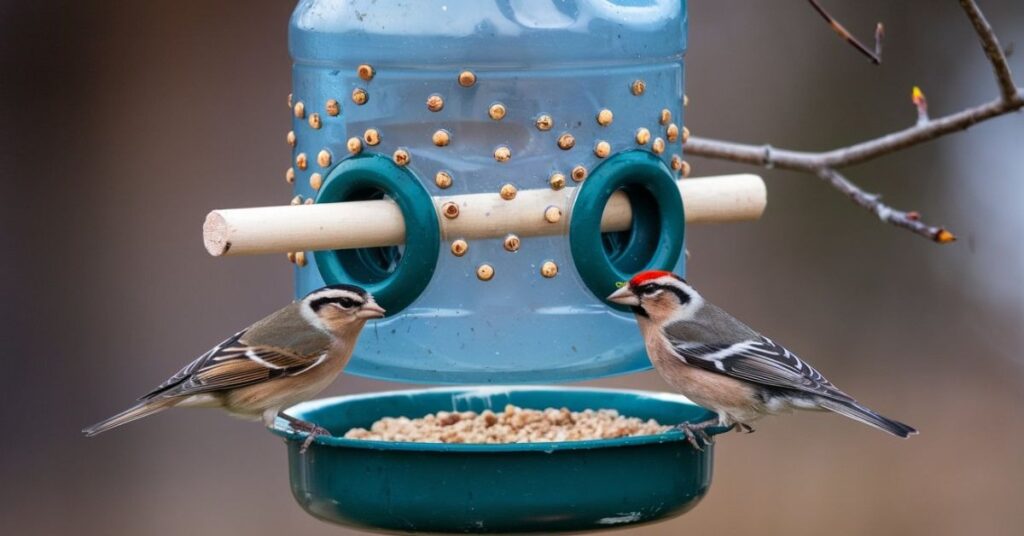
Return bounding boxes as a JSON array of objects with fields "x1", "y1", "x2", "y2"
[
  {"x1": 270, "y1": 386, "x2": 730, "y2": 534},
  {"x1": 570, "y1": 150, "x2": 685, "y2": 312},
  {"x1": 314, "y1": 154, "x2": 441, "y2": 314}
]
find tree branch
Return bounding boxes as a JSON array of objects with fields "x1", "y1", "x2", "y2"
[
  {"x1": 686, "y1": 94, "x2": 1022, "y2": 171},
  {"x1": 685, "y1": 0, "x2": 1023, "y2": 243},
  {"x1": 959, "y1": 0, "x2": 1020, "y2": 103},
  {"x1": 807, "y1": 0, "x2": 884, "y2": 65}
]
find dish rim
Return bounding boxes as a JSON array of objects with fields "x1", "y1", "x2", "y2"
[{"x1": 268, "y1": 385, "x2": 727, "y2": 453}]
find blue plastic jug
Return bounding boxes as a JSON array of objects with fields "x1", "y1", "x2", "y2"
[{"x1": 288, "y1": 0, "x2": 688, "y2": 383}]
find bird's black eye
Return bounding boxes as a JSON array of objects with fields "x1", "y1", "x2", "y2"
[
  {"x1": 639, "y1": 285, "x2": 661, "y2": 296},
  {"x1": 335, "y1": 297, "x2": 358, "y2": 309}
]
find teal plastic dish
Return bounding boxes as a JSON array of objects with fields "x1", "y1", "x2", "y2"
[{"x1": 269, "y1": 386, "x2": 727, "y2": 534}]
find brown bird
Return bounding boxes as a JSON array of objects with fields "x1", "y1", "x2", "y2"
[
  {"x1": 83, "y1": 284, "x2": 384, "y2": 451},
  {"x1": 608, "y1": 271, "x2": 916, "y2": 449}
]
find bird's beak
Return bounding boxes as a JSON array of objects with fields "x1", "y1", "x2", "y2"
[
  {"x1": 356, "y1": 301, "x2": 386, "y2": 319},
  {"x1": 606, "y1": 286, "x2": 640, "y2": 306}
]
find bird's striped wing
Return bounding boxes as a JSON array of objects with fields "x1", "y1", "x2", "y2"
[
  {"x1": 140, "y1": 329, "x2": 324, "y2": 400},
  {"x1": 667, "y1": 335, "x2": 853, "y2": 401}
]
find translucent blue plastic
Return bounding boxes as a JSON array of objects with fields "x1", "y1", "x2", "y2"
[{"x1": 289, "y1": 0, "x2": 688, "y2": 383}]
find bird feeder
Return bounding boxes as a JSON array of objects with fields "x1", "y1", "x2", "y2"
[{"x1": 205, "y1": 0, "x2": 765, "y2": 532}]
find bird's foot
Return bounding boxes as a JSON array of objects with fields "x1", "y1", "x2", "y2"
[
  {"x1": 735, "y1": 423, "x2": 755, "y2": 434},
  {"x1": 672, "y1": 419, "x2": 720, "y2": 451},
  {"x1": 281, "y1": 415, "x2": 332, "y2": 454}
]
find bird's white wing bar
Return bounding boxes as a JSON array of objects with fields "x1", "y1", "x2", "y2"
[
  {"x1": 289, "y1": 353, "x2": 328, "y2": 376},
  {"x1": 138, "y1": 330, "x2": 249, "y2": 399},
  {"x1": 668, "y1": 336, "x2": 853, "y2": 401},
  {"x1": 245, "y1": 349, "x2": 285, "y2": 370},
  {"x1": 210, "y1": 330, "x2": 248, "y2": 361},
  {"x1": 138, "y1": 329, "x2": 321, "y2": 399}
]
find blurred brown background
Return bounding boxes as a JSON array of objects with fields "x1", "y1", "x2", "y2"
[{"x1": 2, "y1": 1, "x2": 1022, "y2": 534}]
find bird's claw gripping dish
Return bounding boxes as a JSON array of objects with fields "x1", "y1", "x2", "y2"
[
  {"x1": 280, "y1": 413, "x2": 334, "y2": 454},
  {"x1": 673, "y1": 420, "x2": 718, "y2": 451},
  {"x1": 297, "y1": 424, "x2": 332, "y2": 454}
]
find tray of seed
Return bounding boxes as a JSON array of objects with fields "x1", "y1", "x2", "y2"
[{"x1": 270, "y1": 386, "x2": 729, "y2": 534}]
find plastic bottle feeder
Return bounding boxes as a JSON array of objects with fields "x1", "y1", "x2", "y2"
[{"x1": 203, "y1": 0, "x2": 766, "y2": 532}]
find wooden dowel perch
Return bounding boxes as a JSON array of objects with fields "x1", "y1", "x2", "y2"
[{"x1": 203, "y1": 174, "x2": 766, "y2": 257}]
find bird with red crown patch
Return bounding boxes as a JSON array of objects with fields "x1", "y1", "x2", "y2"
[{"x1": 607, "y1": 270, "x2": 917, "y2": 449}]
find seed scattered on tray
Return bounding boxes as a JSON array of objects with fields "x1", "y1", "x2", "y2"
[{"x1": 344, "y1": 404, "x2": 671, "y2": 443}]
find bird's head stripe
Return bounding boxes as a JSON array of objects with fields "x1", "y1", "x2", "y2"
[
  {"x1": 662, "y1": 285, "x2": 691, "y2": 305},
  {"x1": 309, "y1": 294, "x2": 363, "y2": 312},
  {"x1": 305, "y1": 284, "x2": 367, "y2": 299}
]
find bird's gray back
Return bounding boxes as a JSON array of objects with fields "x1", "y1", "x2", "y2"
[
  {"x1": 243, "y1": 302, "x2": 332, "y2": 357},
  {"x1": 664, "y1": 302, "x2": 760, "y2": 345}
]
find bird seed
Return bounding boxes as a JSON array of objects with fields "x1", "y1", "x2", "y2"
[{"x1": 344, "y1": 404, "x2": 671, "y2": 444}]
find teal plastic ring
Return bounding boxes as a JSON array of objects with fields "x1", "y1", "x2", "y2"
[
  {"x1": 313, "y1": 154, "x2": 440, "y2": 315},
  {"x1": 569, "y1": 151, "x2": 685, "y2": 309}
]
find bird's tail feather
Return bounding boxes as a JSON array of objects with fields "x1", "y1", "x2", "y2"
[
  {"x1": 819, "y1": 398, "x2": 918, "y2": 438},
  {"x1": 82, "y1": 398, "x2": 179, "y2": 437}
]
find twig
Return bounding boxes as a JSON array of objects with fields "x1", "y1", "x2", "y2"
[
  {"x1": 686, "y1": 0, "x2": 1023, "y2": 243},
  {"x1": 815, "y1": 168, "x2": 954, "y2": 243},
  {"x1": 807, "y1": 0, "x2": 884, "y2": 64},
  {"x1": 912, "y1": 86, "x2": 930, "y2": 126},
  {"x1": 959, "y1": 0, "x2": 1019, "y2": 103}
]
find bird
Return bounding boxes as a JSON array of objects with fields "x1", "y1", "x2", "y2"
[
  {"x1": 83, "y1": 284, "x2": 384, "y2": 452},
  {"x1": 607, "y1": 270, "x2": 917, "y2": 449}
]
